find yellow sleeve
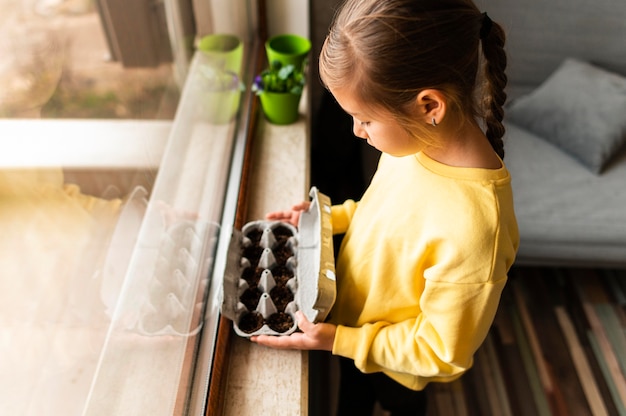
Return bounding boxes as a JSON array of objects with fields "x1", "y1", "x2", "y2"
[
  {"x1": 330, "y1": 199, "x2": 358, "y2": 235},
  {"x1": 332, "y1": 277, "x2": 506, "y2": 390}
]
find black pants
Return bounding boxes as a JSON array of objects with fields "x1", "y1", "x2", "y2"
[{"x1": 336, "y1": 357, "x2": 428, "y2": 416}]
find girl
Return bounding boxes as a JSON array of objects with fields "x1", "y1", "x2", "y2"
[{"x1": 251, "y1": 0, "x2": 519, "y2": 414}]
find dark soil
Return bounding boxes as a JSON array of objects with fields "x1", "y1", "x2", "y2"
[
  {"x1": 270, "y1": 286, "x2": 294, "y2": 312},
  {"x1": 272, "y1": 243, "x2": 293, "y2": 265},
  {"x1": 272, "y1": 224, "x2": 294, "y2": 244},
  {"x1": 238, "y1": 311, "x2": 265, "y2": 333},
  {"x1": 242, "y1": 245, "x2": 264, "y2": 266},
  {"x1": 267, "y1": 312, "x2": 294, "y2": 333},
  {"x1": 271, "y1": 265, "x2": 294, "y2": 286},
  {"x1": 245, "y1": 228, "x2": 263, "y2": 245},
  {"x1": 240, "y1": 287, "x2": 262, "y2": 311},
  {"x1": 241, "y1": 266, "x2": 264, "y2": 288}
]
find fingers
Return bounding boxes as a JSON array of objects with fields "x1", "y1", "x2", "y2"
[
  {"x1": 294, "y1": 310, "x2": 312, "y2": 331},
  {"x1": 265, "y1": 201, "x2": 311, "y2": 227},
  {"x1": 250, "y1": 312, "x2": 308, "y2": 349},
  {"x1": 265, "y1": 211, "x2": 284, "y2": 220},
  {"x1": 251, "y1": 332, "x2": 307, "y2": 350},
  {"x1": 291, "y1": 202, "x2": 311, "y2": 211},
  {"x1": 250, "y1": 311, "x2": 335, "y2": 351},
  {"x1": 265, "y1": 209, "x2": 293, "y2": 220}
]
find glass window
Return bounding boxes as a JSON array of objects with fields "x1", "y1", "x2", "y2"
[{"x1": 0, "y1": 1, "x2": 256, "y2": 414}]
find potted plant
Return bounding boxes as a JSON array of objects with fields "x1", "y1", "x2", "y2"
[{"x1": 252, "y1": 60, "x2": 306, "y2": 125}]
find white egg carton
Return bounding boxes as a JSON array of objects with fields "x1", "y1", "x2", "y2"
[{"x1": 221, "y1": 187, "x2": 336, "y2": 337}]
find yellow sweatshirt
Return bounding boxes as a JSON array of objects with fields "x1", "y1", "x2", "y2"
[{"x1": 329, "y1": 151, "x2": 519, "y2": 390}]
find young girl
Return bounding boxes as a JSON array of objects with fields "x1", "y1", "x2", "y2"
[{"x1": 251, "y1": 0, "x2": 519, "y2": 414}]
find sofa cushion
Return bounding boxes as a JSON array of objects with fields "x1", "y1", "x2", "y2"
[
  {"x1": 503, "y1": 122, "x2": 626, "y2": 266},
  {"x1": 506, "y1": 58, "x2": 626, "y2": 174}
]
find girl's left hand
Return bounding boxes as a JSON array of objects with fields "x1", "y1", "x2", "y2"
[
  {"x1": 250, "y1": 311, "x2": 336, "y2": 351},
  {"x1": 265, "y1": 201, "x2": 311, "y2": 228}
]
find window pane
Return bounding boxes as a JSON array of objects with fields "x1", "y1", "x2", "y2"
[
  {"x1": 0, "y1": 1, "x2": 179, "y2": 119},
  {"x1": 0, "y1": 1, "x2": 254, "y2": 414}
]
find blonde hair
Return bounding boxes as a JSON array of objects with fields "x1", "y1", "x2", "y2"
[{"x1": 319, "y1": 0, "x2": 508, "y2": 157}]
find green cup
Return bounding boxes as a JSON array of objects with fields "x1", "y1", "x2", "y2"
[
  {"x1": 265, "y1": 34, "x2": 311, "y2": 69},
  {"x1": 197, "y1": 34, "x2": 244, "y2": 77}
]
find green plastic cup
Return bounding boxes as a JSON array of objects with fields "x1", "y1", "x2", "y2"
[
  {"x1": 197, "y1": 34, "x2": 244, "y2": 77},
  {"x1": 265, "y1": 34, "x2": 311, "y2": 69}
]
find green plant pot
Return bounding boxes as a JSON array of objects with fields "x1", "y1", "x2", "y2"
[
  {"x1": 259, "y1": 92, "x2": 302, "y2": 125},
  {"x1": 197, "y1": 33, "x2": 244, "y2": 77},
  {"x1": 265, "y1": 34, "x2": 311, "y2": 69}
]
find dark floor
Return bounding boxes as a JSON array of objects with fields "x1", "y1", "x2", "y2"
[
  {"x1": 310, "y1": 267, "x2": 626, "y2": 416},
  {"x1": 427, "y1": 266, "x2": 626, "y2": 416}
]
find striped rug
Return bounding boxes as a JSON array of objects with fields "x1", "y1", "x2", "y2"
[{"x1": 427, "y1": 266, "x2": 626, "y2": 416}]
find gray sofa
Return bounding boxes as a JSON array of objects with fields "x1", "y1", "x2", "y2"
[{"x1": 476, "y1": 0, "x2": 626, "y2": 267}]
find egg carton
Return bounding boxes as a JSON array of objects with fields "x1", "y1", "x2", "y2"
[{"x1": 221, "y1": 187, "x2": 336, "y2": 337}]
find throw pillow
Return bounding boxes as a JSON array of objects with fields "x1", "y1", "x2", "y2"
[{"x1": 506, "y1": 58, "x2": 626, "y2": 173}]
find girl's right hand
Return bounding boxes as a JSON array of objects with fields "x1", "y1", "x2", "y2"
[{"x1": 265, "y1": 201, "x2": 311, "y2": 227}]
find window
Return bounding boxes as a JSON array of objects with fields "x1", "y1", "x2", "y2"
[
  {"x1": 1, "y1": 0, "x2": 309, "y2": 412},
  {"x1": 0, "y1": 1, "x2": 257, "y2": 414}
]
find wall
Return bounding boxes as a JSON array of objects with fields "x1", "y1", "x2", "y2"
[{"x1": 266, "y1": 0, "x2": 309, "y2": 38}]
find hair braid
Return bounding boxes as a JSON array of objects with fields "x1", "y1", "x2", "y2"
[{"x1": 480, "y1": 20, "x2": 507, "y2": 158}]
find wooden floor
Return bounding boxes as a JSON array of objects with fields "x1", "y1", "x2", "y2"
[
  {"x1": 426, "y1": 266, "x2": 626, "y2": 416},
  {"x1": 311, "y1": 267, "x2": 626, "y2": 415}
]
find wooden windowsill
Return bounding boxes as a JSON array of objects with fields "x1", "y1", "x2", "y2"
[{"x1": 221, "y1": 113, "x2": 310, "y2": 416}]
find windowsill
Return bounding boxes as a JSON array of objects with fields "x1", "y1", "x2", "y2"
[{"x1": 222, "y1": 113, "x2": 310, "y2": 416}]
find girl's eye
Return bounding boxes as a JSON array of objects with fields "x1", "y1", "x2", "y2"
[{"x1": 360, "y1": 121, "x2": 370, "y2": 127}]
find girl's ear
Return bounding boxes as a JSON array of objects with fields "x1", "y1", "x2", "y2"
[{"x1": 415, "y1": 89, "x2": 447, "y2": 126}]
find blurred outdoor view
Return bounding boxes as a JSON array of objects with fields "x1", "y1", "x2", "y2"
[{"x1": 0, "y1": 0, "x2": 180, "y2": 119}]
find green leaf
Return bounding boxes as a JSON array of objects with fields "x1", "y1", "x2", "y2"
[{"x1": 255, "y1": 61, "x2": 306, "y2": 94}]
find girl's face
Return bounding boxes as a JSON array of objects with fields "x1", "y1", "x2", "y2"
[{"x1": 331, "y1": 87, "x2": 422, "y2": 156}]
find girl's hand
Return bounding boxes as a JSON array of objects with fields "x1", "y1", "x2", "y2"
[
  {"x1": 250, "y1": 311, "x2": 336, "y2": 351},
  {"x1": 265, "y1": 201, "x2": 311, "y2": 227}
]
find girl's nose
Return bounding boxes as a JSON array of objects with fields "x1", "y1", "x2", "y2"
[{"x1": 352, "y1": 119, "x2": 367, "y2": 139}]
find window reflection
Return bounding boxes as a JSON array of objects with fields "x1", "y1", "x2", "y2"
[
  {"x1": 0, "y1": 0, "x2": 253, "y2": 414},
  {"x1": 0, "y1": 0, "x2": 178, "y2": 119},
  {"x1": 0, "y1": 0, "x2": 180, "y2": 415}
]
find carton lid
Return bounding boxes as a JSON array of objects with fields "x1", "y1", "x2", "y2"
[{"x1": 296, "y1": 186, "x2": 336, "y2": 323}]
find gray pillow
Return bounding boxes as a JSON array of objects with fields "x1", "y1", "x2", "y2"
[{"x1": 506, "y1": 58, "x2": 626, "y2": 173}]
